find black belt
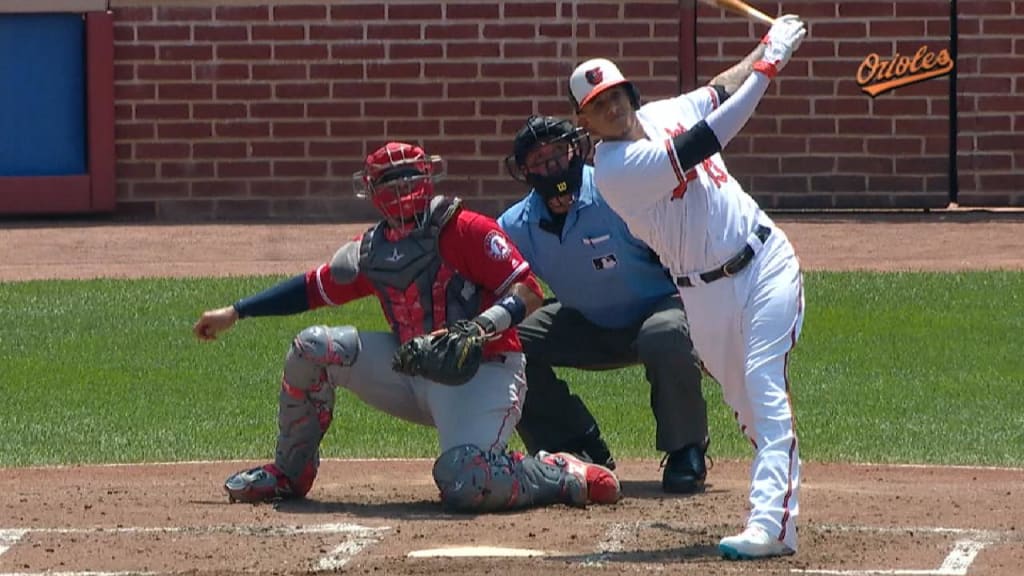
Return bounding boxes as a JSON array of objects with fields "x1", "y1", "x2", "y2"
[{"x1": 676, "y1": 225, "x2": 771, "y2": 288}]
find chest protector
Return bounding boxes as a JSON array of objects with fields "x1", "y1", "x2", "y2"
[{"x1": 358, "y1": 196, "x2": 482, "y2": 343}]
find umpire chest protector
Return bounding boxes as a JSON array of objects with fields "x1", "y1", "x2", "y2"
[{"x1": 356, "y1": 196, "x2": 481, "y2": 339}]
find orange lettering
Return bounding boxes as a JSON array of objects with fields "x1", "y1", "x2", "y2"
[{"x1": 856, "y1": 44, "x2": 955, "y2": 98}]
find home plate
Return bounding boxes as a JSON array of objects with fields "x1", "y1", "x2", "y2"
[{"x1": 408, "y1": 546, "x2": 546, "y2": 558}]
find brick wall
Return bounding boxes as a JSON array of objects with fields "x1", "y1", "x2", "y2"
[
  {"x1": 108, "y1": 0, "x2": 1023, "y2": 220},
  {"x1": 110, "y1": 1, "x2": 682, "y2": 220}
]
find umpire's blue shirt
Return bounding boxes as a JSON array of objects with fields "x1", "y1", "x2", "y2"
[{"x1": 498, "y1": 165, "x2": 677, "y2": 329}]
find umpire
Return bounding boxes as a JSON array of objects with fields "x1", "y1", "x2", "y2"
[{"x1": 497, "y1": 115, "x2": 710, "y2": 493}]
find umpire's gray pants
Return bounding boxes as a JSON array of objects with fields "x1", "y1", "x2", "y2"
[{"x1": 516, "y1": 294, "x2": 707, "y2": 453}]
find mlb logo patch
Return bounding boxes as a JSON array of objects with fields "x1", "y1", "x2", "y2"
[{"x1": 592, "y1": 254, "x2": 618, "y2": 271}]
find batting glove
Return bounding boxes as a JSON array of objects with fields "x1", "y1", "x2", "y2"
[{"x1": 754, "y1": 15, "x2": 807, "y2": 79}]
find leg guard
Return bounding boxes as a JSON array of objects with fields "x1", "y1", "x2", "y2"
[
  {"x1": 274, "y1": 325, "x2": 361, "y2": 492},
  {"x1": 432, "y1": 445, "x2": 586, "y2": 513}
]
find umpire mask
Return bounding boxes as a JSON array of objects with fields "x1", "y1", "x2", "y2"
[{"x1": 505, "y1": 115, "x2": 592, "y2": 204}]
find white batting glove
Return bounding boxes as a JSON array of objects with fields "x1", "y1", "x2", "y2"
[{"x1": 754, "y1": 15, "x2": 806, "y2": 79}]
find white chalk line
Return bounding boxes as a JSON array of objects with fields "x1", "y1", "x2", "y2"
[
  {"x1": 579, "y1": 520, "x2": 641, "y2": 566},
  {"x1": 0, "y1": 523, "x2": 388, "y2": 576}
]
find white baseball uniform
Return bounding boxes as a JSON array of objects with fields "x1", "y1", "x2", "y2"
[{"x1": 593, "y1": 86, "x2": 804, "y2": 552}]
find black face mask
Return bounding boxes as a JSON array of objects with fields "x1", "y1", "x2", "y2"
[{"x1": 525, "y1": 154, "x2": 586, "y2": 206}]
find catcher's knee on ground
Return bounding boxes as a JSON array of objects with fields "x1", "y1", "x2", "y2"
[{"x1": 432, "y1": 445, "x2": 585, "y2": 512}]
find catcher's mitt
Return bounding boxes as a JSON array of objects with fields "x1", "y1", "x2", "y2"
[{"x1": 392, "y1": 319, "x2": 487, "y2": 386}]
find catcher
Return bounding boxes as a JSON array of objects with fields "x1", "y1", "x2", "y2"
[{"x1": 192, "y1": 141, "x2": 620, "y2": 512}]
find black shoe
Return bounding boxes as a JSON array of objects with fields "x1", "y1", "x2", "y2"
[
  {"x1": 579, "y1": 432, "x2": 616, "y2": 471},
  {"x1": 661, "y1": 442, "x2": 709, "y2": 494}
]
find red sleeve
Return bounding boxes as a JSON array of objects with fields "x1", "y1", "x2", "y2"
[
  {"x1": 304, "y1": 236, "x2": 376, "y2": 308},
  {"x1": 438, "y1": 210, "x2": 532, "y2": 296}
]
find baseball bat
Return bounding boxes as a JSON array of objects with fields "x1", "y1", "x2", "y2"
[{"x1": 698, "y1": 0, "x2": 776, "y2": 25}]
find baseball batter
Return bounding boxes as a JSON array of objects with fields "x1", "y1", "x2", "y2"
[
  {"x1": 567, "y1": 16, "x2": 807, "y2": 559},
  {"x1": 192, "y1": 141, "x2": 619, "y2": 513}
]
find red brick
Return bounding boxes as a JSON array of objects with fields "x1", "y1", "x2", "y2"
[
  {"x1": 443, "y1": 119, "x2": 496, "y2": 136},
  {"x1": 624, "y1": 2, "x2": 677, "y2": 19},
  {"x1": 156, "y1": 7, "x2": 211, "y2": 21},
  {"x1": 959, "y1": 37, "x2": 1013, "y2": 54},
  {"x1": 960, "y1": 1, "x2": 1012, "y2": 15},
  {"x1": 191, "y1": 181, "x2": 249, "y2": 198},
  {"x1": 116, "y1": 161, "x2": 156, "y2": 179},
  {"x1": 729, "y1": 156, "x2": 780, "y2": 175},
  {"x1": 981, "y1": 57, "x2": 1024, "y2": 74},
  {"x1": 251, "y1": 103, "x2": 305, "y2": 118},
  {"x1": 333, "y1": 82, "x2": 387, "y2": 98},
  {"x1": 812, "y1": 98, "x2": 870, "y2": 115},
  {"x1": 251, "y1": 180, "x2": 308, "y2": 197},
  {"x1": 389, "y1": 43, "x2": 444, "y2": 59},
  {"x1": 215, "y1": 6, "x2": 269, "y2": 21},
  {"x1": 194, "y1": 25, "x2": 248, "y2": 42},
  {"x1": 927, "y1": 20, "x2": 951, "y2": 36},
  {"x1": 366, "y1": 24, "x2": 421, "y2": 39},
  {"x1": 482, "y1": 24, "x2": 537, "y2": 39},
  {"x1": 158, "y1": 84, "x2": 213, "y2": 100},
  {"x1": 115, "y1": 45, "x2": 155, "y2": 61},
  {"x1": 978, "y1": 174, "x2": 1024, "y2": 189},
  {"x1": 838, "y1": 2, "x2": 895, "y2": 17},
  {"x1": 310, "y1": 63, "x2": 364, "y2": 80},
  {"x1": 425, "y1": 24, "x2": 479, "y2": 40},
  {"x1": 331, "y1": 44, "x2": 387, "y2": 60},
  {"x1": 779, "y1": 118, "x2": 836, "y2": 135},
  {"x1": 447, "y1": 159, "x2": 500, "y2": 176},
  {"x1": 276, "y1": 83, "x2": 330, "y2": 99},
  {"x1": 388, "y1": 4, "x2": 443, "y2": 19},
  {"x1": 309, "y1": 141, "x2": 366, "y2": 158},
  {"x1": 310, "y1": 24, "x2": 364, "y2": 40},
  {"x1": 751, "y1": 138, "x2": 806, "y2": 154},
  {"x1": 576, "y1": 4, "x2": 620, "y2": 19},
  {"x1": 193, "y1": 103, "x2": 247, "y2": 120},
  {"x1": 195, "y1": 63, "x2": 250, "y2": 81},
  {"x1": 113, "y1": 7, "x2": 153, "y2": 22},
  {"x1": 215, "y1": 121, "x2": 271, "y2": 138},
  {"x1": 132, "y1": 181, "x2": 182, "y2": 199},
  {"x1": 135, "y1": 103, "x2": 190, "y2": 120},
  {"x1": 389, "y1": 82, "x2": 444, "y2": 99},
  {"x1": 217, "y1": 44, "x2": 272, "y2": 60},
  {"x1": 116, "y1": 122, "x2": 155, "y2": 140},
  {"x1": 500, "y1": 41, "x2": 557, "y2": 58},
  {"x1": 365, "y1": 102, "x2": 418, "y2": 117},
  {"x1": 425, "y1": 62, "x2": 479, "y2": 79},
  {"x1": 895, "y1": 118, "x2": 949, "y2": 135},
  {"x1": 624, "y1": 40, "x2": 680, "y2": 58},
  {"x1": 481, "y1": 62, "x2": 534, "y2": 77},
  {"x1": 159, "y1": 45, "x2": 213, "y2": 61},
  {"x1": 329, "y1": 120, "x2": 386, "y2": 137},
  {"x1": 385, "y1": 119, "x2": 442, "y2": 136},
  {"x1": 894, "y1": 2, "x2": 950, "y2": 17},
  {"x1": 157, "y1": 122, "x2": 212, "y2": 139},
  {"x1": 331, "y1": 5, "x2": 385, "y2": 20},
  {"x1": 275, "y1": 161, "x2": 328, "y2": 178},
  {"x1": 447, "y1": 81, "x2": 502, "y2": 98},
  {"x1": 866, "y1": 138, "x2": 924, "y2": 155},
  {"x1": 365, "y1": 62, "x2": 421, "y2": 78},
  {"x1": 251, "y1": 142, "x2": 307, "y2": 158},
  {"x1": 275, "y1": 45, "x2": 329, "y2": 60},
  {"x1": 869, "y1": 20, "x2": 927, "y2": 37},
  {"x1": 216, "y1": 84, "x2": 272, "y2": 100},
  {"x1": 867, "y1": 175, "x2": 927, "y2": 192},
  {"x1": 252, "y1": 25, "x2": 306, "y2": 41},
  {"x1": 273, "y1": 5, "x2": 327, "y2": 20},
  {"x1": 977, "y1": 134, "x2": 1022, "y2": 149},
  {"x1": 113, "y1": 25, "x2": 135, "y2": 42},
  {"x1": 273, "y1": 121, "x2": 328, "y2": 138},
  {"x1": 137, "y1": 25, "x2": 190, "y2": 42},
  {"x1": 161, "y1": 161, "x2": 215, "y2": 179},
  {"x1": 505, "y1": 2, "x2": 556, "y2": 18},
  {"x1": 447, "y1": 42, "x2": 501, "y2": 59},
  {"x1": 219, "y1": 161, "x2": 272, "y2": 178},
  {"x1": 782, "y1": 156, "x2": 838, "y2": 174},
  {"x1": 982, "y1": 18, "x2": 1021, "y2": 34},
  {"x1": 810, "y1": 21, "x2": 868, "y2": 39},
  {"x1": 447, "y1": 4, "x2": 499, "y2": 19},
  {"x1": 422, "y1": 100, "x2": 476, "y2": 117},
  {"x1": 135, "y1": 142, "x2": 191, "y2": 159},
  {"x1": 538, "y1": 23, "x2": 572, "y2": 38},
  {"x1": 836, "y1": 157, "x2": 894, "y2": 174},
  {"x1": 872, "y1": 99, "x2": 930, "y2": 116},
  {"x1": 253, "y1": 64, "x2": 308, "y2": 81}
]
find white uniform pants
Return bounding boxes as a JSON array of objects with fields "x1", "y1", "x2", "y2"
[{"x1": 679, "y1": 226, "x2": 804, "y2": 551}]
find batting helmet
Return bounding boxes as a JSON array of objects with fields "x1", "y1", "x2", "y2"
[
  {"x1": 505, "y1": 115, "x2": 592, "y2": 202},
  {"x1": 568, "y1": 58, "x2": 641, "y2": 113},
  {"x1": 353, "y1": 142, "x2": 444, "y2": 226}
]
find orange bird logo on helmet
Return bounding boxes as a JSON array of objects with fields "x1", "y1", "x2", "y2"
[{"x1": 585, "y1": 67, "x2": 603, "y2": 85}]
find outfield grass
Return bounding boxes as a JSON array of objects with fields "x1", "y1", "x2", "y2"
[{"x1": 1, "y1": 272, "x2": 1021, "y2": 467}]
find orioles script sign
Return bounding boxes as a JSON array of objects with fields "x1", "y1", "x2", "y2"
[{"x1": 856, "y1": 45, "x2": 954, "y2": 97}]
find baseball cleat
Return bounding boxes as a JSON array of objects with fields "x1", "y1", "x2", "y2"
[
  {"x1": 540, "y1": 451, "x2": 621, "y2": 505},
  {"x1": 719, "y1": 526, "x2": 795, "y2": 560},
  {"x1": 224, "y1": 463, "x2": 297, "y2": 503},
  {"x1": 661, "y1": 442, "x2": 708, "y2": 494}
]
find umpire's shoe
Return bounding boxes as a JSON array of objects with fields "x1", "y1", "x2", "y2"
[
  {"x1": 224, "y1": 462, "x2": 313, "y2": 503},
  {"x1": 661, "y1": 441, "x2": 709, "y2": 494}
]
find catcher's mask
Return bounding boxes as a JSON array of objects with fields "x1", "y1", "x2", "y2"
[
  {"x1": 354, "y1": 142, "x2": 445, "y2": 228},
  {"x1": 505, "y1": 115, "x2": 592, "y2": 204}
]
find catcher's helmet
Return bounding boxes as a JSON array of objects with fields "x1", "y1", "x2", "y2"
[
  {"x1": 505, "y1": 115, "x2": 592, "y2": 202},
  {"x1": 568, "y1": 58, "x2": 641, "y2": 113},
  {"x1": 354, "y1": 142, "x2": 444, "y2": 226}
]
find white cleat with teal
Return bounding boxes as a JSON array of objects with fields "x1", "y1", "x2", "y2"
[{"x1": 719, "y1": 526, "x2": 795, "y2": 560}]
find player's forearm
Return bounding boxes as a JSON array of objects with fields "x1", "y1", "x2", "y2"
[
  {"x1": 233, "y1": 273, "x2": 311, "y2": 318},
  {"x1": 709, "y1": 44, "x2": 767, "y2": 96}
]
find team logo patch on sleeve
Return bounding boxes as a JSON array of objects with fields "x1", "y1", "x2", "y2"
[{"x1": 484, "y1": 230, "x2": 512, "y2": 261}]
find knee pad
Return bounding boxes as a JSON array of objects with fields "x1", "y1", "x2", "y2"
[
  {"x1": 284, "y1": 325, "x2": 360, "y2": 392},
  {"x1": 433, "y1": 445, "x2": 582, "y2": 513}
]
